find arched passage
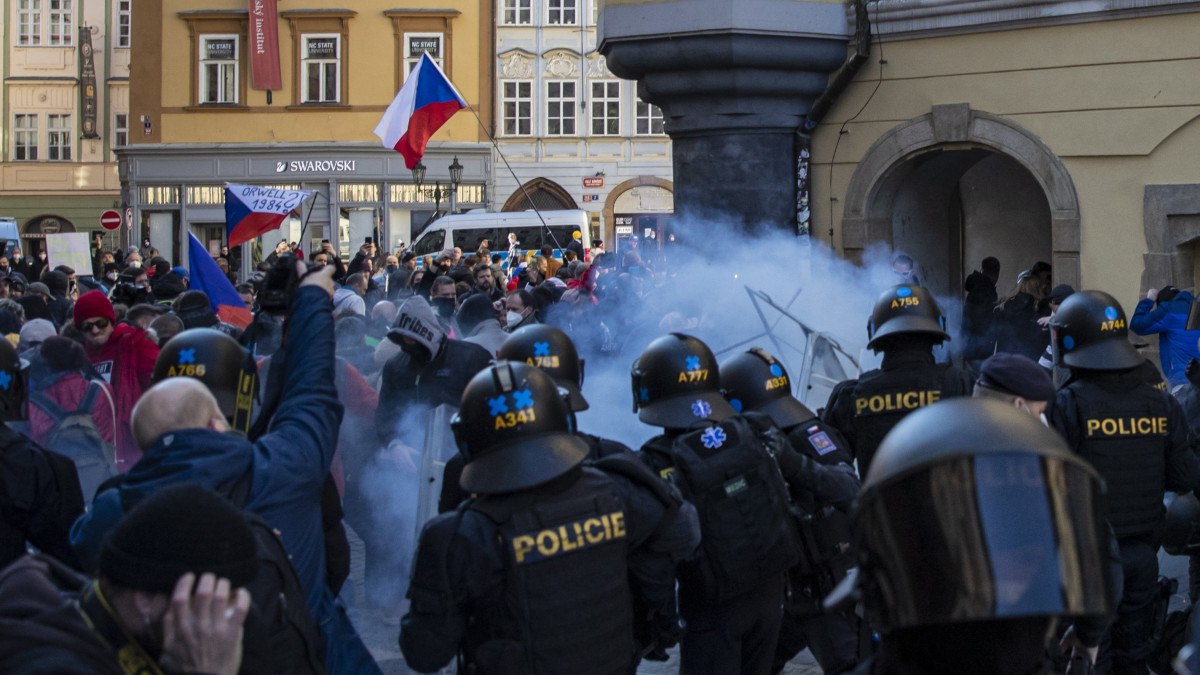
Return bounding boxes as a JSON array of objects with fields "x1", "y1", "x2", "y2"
[
  {"x1": 501, "y1": 178, "x2": 577, "y2": 212},
  {"x1": 840, "y1": 103, "x2": 1080, "y2": 297}
]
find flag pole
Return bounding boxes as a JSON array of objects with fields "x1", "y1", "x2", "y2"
[
  {"x1": 296, "y1": 191, "x2": 323, "y2": 255},
  {"x1": 462, "y1": 105, "x2": 567, "y2": 258}
]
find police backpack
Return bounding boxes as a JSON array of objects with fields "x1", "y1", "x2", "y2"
[{"x1": 665, "y1": 415, "x2": 802, "y2": 604}]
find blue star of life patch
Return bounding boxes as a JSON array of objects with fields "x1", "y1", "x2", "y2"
[
  {"x1": 691, "y1": 399, "x2": 711, "y2": 418},
  {"x1": 489, "y1": 396, "x2": 509, "y2": 415},
  {"x1": 701, "y1": 426, "x2": 726, "y2": 449}
]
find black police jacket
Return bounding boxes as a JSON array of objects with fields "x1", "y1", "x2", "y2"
[
  {"x1": 375, "y1": 337, "x2": 492, "y2": 446},
  {"x1": 1049, "y1": 368, "x2": 1200, "y2": 539},
  {"x1": 0, "y1": 424, "x2": 83, "y2": 570},
  {"x1": 822, "y1": 348, "x2": 973, "y2": 476}
]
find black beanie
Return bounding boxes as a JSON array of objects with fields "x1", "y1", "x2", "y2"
[{"x1": 99, "y1": 484, "x2": 258, "y2": 594}]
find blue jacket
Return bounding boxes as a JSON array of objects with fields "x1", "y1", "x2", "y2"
[
  {"x1": 1130, "y1": 292, "x2": 1200, "y2": 388},
  {"x1": 70, "y1": 287, "x2": 379, "y2": 674}
]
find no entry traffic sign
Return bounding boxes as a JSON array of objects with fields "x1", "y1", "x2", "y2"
[{"x1": 100, "y1": 209, "x2": 122, "y2": 230}]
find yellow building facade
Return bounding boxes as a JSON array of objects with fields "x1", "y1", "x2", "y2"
[{"x1": 125, "y1": 0, "x2": 492, "y2": 269}]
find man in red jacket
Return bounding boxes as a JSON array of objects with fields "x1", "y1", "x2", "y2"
[{"x1": 74, "y1": 290, "x2": 159, "y2": 471}]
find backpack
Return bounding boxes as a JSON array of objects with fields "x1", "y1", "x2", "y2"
[
  {"x1": 664, "y1": 415, "x2": 802, "y2": 604},
  {"x1": 29, "y1": 380, "x2": 115, "y2": 503}
]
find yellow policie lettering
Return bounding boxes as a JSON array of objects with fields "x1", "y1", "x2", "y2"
[
  {"x1": 890, "y1": 297, "x2": 921, "y2": 309},
  {"x1": 678, "y1": 369, "x2": 709, "y2": 383},
  {"x1": 526, "y1": 356, "x2": 561, "y2": 368},
  {"x1": 494, "y1": 407, "x2": 537, "y2": 429},
  {"x1": 1084, "y1": 416, "x2": 1168, "y2": 437},
  {"x1": 1099, "y1": 319, "x2": 1126, "y2": 332},
  {"x1": 510, "y1": 511, "x2": 627, "y2": 564},
  {"x1": 854, "y1": 390, "x2": 941, "y2": 415},
  {"x1": 166, "y1": 364, "x2": 207, "y2": 377},
  {"x1": 765, "y1": 376, "x2": 789, "y2": 390}
]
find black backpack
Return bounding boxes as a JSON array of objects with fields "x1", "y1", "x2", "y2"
[
  {"x1": 29, "y1": 380, "x2": 115, "y2": 502},
  {"x1": 664, "y1": 415, "x2": 802, "y2": 604}
]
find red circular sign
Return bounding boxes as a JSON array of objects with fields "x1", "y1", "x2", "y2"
[{"x1": 100, "y1": 209, "x2": 122, "y2": 230}]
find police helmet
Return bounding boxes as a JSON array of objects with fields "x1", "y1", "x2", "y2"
[
  {"x1": 850, "y1": 398, "x2": 1113, "y2": 633},
  {"x1": 631, "y1": 333, "x2": 735, "y2": 429},
  {"x1": 451, "y1": 360, "x2": 589, "y2": 495},
  {"x1": 153, "y1": 328, "x2": 259, "y2": 433},
  {"x1": 0, "y1": 339, "x2": 24, "y2": 421},
  {"x1": 1048, "y1": 290, "x2": 1142, "y2": 371},
  {"x1": 1163, "y1": 492, "x2": 1200, "y2": 556},
  {"x1": 720, "y1": 347, "x2": 815, "y2": 429},
  {"x1": 866, "y1": 284, "x2": 949, "y2": 351},
  {"x1": 498, "y1": 324, "x2": 587, "y2": 411}
]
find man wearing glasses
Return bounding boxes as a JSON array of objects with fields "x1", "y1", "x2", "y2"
[{"x1": 74, "y1": 290, "x2": 160, "y2": 473}]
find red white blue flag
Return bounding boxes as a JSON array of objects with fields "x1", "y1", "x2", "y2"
[
  {"x1": 187, "y1": 232, "x2": 253, "y2": 328},
  {"x1": 224, "y1": 183, "x2": 313, "y2": 248},
  {"x1": 373, "y1": 52, "x2": 466, "y2": 169}
]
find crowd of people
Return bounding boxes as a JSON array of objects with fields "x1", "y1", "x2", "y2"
[{"x1": 0, "y1": 228, "x2": 1198, "y2": 675}]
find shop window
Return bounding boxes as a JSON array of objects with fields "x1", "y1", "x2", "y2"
[
  {"x1": 302, "y1": 34, "x2": 341, "y2": 103},
  {"x1": 636, "y1": 101, "x2": 665, "y2": 135},
  {"x1": 200, "y1": 35, "x2": 239, "y2": 104},
  {"x1": 590, "y1": 81, "x2": 620, "y2": 136},
  {"x1": 546, "y1": 0, "x2": 576, "y2": 25},
  {"x1": 546, "y1": 81, "x2": 576, "y2": 136},
  {"x1": 13, "y1": 115, "x2": 38, "y2": 161},
  {"x1": 501, "y1": 0, "x2": 531, "y2": 25},
  {"x1": 502, "y1": 80, "x2": 532, "y2": 136}
]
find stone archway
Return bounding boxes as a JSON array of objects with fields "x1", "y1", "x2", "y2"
[
  {"x1": 604, "y1": 176, "x2": 674, "y2": 251},
  {"x1": 501, "y1": 178, "x2": 578, "y2": 212},
  {"x1": 841, "y1": 103, "x2": 1081, "y2": 290}
]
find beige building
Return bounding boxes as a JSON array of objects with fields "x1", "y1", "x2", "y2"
[
  {"x1": 809, "y1": 0, "x2": 1200, "y2": 304},
  {"x1": 0, "y1": 0, "x2": 129, "y2": 256}
]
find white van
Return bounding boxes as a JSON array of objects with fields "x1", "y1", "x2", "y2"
[{"x1": 409, "y1": 210, "x2": 590, "y2": 266}]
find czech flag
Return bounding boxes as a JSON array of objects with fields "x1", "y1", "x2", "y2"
[
  {"x1": 187, "y1": 232, "x2": 253, "y2": 328},
  {"x1": 224, "y1": 183, "x2": 314, "y2": 248},
  {"x1": 373, "y1": 52, "x2": 466, "y2": 169}
]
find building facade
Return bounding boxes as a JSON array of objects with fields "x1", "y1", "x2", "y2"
[
  {"x1": 1, "y1": 0, "x2": 129, "y2": 256},
  {"x1": 494, "y1": 0, "x2": 674, "y2": 253},
  {"x1": 124, "y1": 0, "x2": 493, "y2": 274}
]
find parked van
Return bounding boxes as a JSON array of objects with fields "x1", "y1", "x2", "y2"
[
  {"x1": 0, "y1": 218, "x2": 19, "y2": 256},
  {"x1": 409, "y1": 210, "x2": 590, "y2": 266}
]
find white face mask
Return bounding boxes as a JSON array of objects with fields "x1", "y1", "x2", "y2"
[
  {"x1": 128, "y1": 260, "x2": 141, "y2": 268},
  {"x1": 506, "y1": 310, "x2": 525, "y2": 328}
]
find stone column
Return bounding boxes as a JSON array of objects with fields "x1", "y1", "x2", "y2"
[{"x1": 599, "y1": 0, "x2": 849, "y2": 234}]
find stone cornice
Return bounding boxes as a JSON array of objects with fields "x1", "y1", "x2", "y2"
[{"x1": 857, "y1": 0, "x2": 1200, "y2": 41}]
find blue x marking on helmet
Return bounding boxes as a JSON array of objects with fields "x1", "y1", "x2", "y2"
[
  {"x1": 0, "y1": 371, "x2": 11, "y2": 391},
  {"x1": 533, "y1": 341, "x2": 550, "y2": 357},
  {"x1": 769, "y1": 364, "x2": 783, "y2": 377},
  {"x1": 488, "y1": 396, "x2": 509, "y2": 416},
  {"x1": 512, "y1": 389, "x2": 534, "y2": 409},
  {"x1": 640, "y1": 387, "x2": 649, "y2": 402},
  {"x1": 178, "y1": 348, "x2": 196, "y2": 365},
  {"x1": 686, "y1": 356, "x2": 701, "y2": 371}
]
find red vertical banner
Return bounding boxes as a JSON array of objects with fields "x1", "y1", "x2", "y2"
[{"x1": 249, "y1": 0, "x2": 281, "y2": 91}]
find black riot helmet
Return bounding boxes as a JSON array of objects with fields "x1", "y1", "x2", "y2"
[
  {"x1": 720, "y1": 347, "x2": 816, "y2": 429},
  {"x1": 848, "y1": 398, "x2": 1113, "y2": 634},
  {"x1": 498, "y1": 324, "x2": 587, "y2": 411},
  {"x1": 153, "y1": 328, "x2": 259, "y2": 433},
  {"x1": 1163, "y1": 493, "x2": 1200, "y2": 556},
  {"x1": 865, "y1": 284, "x2": 949, "y2": 351},
  {"x1": 451, "y1": 360, "x2": 589, "y2": 495},
  {"x1": 1049, "y1": 290, "x2": 1142, "y2": 371},
  {"x1": 0, "y1": 339, "x2": 25, "y2": 421},
  {"x1": 631, "y1": 333, "x2": 735, "y2": 429}
]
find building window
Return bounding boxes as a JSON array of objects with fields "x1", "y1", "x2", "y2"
[
  {"x1": 302, "y1": 34, "x2": 340, "y2": 103},
  {"x1": 636, "y1": 101, "x2": 665, "y2": 135},
  {"x1": 591, "y1": 81, "x2": 620, "y2": 136},
  {"x1": 200, "y1": 35, "x2": 238, "y2": 104},
  {"x1": 404, "y1": 33, "x2": 443, "y2": 77},
  {"x1": 546, "y1": 0, "x2": 576, "y2": 25},
  {"x1": 117, "y1": 0, "x2": 131, "y2": 48},
  {"x1": 47, "y1": 114, "x2": 71, "y2": 160},
  {"x1": 546, "y1": 81, "x2": 576, "y2": 136},
  {"x1": 18, "y1": 0, "x2": 41, "y2": 45},
  {"x1": 48, "y1": 0, "x2": 73, "y2": 46},
  {"x1": 502, "y1": 81, "x2": 532, "y2": 136},
  {"x1": 114, "y1": 113, "x2": 128, "y2": 156},
  {"x1": 13, "y1": 115, "x2": 38, "y2": 161},
  {"x1": 501, "y1": 0, "x2": 531, "y2": 25}
]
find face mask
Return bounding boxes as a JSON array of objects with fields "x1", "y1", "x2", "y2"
[
  {"x1": 128, "y1": 260, "x2": 141, "y2": 268},
  {"x1": 386, "y1": 264, "x2": 398, "y2": 273},
  {"x1": 432, "y1": 297, "x2": 456, "y2": 318},
  {"x1": 506, "y1": 310, "x2": 525, "y2": 328},
  {"x1": 400, "y1": 340, "x2": 432, "y2": 363},
  {"x1": 106, "y1": 272, "x2": 118, "y2": 282},
  {"x1": 12, "y1": 255, "x2": 19, "y2": 261},
  {"x1": 38, "y1": 253, "x2": 46, "y2": 260}
]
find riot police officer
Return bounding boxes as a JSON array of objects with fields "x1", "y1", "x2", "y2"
[
  {"x1": 720, "y1": 347, "x2": 861, "y2": 674},
  {"x1": 153, "y1": 328, "x2": 258, "y2": 434},
  {"x1": 822, "y1": 284, "x2": 973, "y2": 475},
  {"x1": 838, "y1": 398, "x2": 1115, "y2": 674},
  {"x1": 400, "y1": 361, "x2": 699, "y2": 674},
  {"x1": 1047, "y1": 290, "x2": 1200, "y2": 673},
  {"x1": 632, "y1": 333, "x2": 858, "y2": 675}
]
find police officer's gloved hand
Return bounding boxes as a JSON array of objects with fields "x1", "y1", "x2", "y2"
[{"x1": 1188, "y1": 358, "x2": 1200, "y2": 387}]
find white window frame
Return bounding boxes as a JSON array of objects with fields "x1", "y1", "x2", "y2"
[
  {"x1": 501, "y1": 80, "x2": 533, "y2": 136},
  {"x1": 590, "y1": 80, "x2": 620, "y2": 136},
  {"x1": 301, "y1": 33, "x2": 341, "y2": 103},
  {"x1": 17, "y1": 0, "x2": 42, "y2": 46},
  {"x1": 116, "y1": 0, "x2": 131, "y2": 48},
  {"x1": 13, "y1": 114, "x2": 39, "y2": 161},
  {"x1": 403, "y1": 33, "x2": 444, "y2": 78},
  {"x1": 636, "y1": 101, "x2": 665, "y2": 136},
  {"x1": 199, "y1": 34, "x2": 239, "y2": 104},
  {"x1": 113, "y1": 112, "x2": 128, "y2": 157},
  {"x1": 47, "y1": 113, "x2": 71, "y2": 161},
  {"x1": 546, "y1": 0, "x2": 577, "y2": 25},
  {"x1": 545, "y1": 80, "x2": 577, "y2": 136},
  {"x1": 48, "y1": 0, "x2": 73, "y2": 46},
  {"x1": 501, "y1": 0, "x2": 532, "y2": 25}
]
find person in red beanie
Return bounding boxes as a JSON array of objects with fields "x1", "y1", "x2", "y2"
[{"x1": 74, "y1": 290, "x2": 159, "y2": 472}]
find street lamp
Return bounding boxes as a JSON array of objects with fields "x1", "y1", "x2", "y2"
[{"x1": 448, "y1": 156, "x2": 463, "y2": 214}]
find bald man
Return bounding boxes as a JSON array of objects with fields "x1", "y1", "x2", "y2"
[{"x1": 70, "y1": 263, "x2": 383, "y2": 675}]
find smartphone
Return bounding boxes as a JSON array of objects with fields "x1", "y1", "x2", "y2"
[{"x1": 364, "y1": 237, "x2": 373, "y2": 245}]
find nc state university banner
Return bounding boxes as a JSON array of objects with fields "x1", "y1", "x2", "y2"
[{"x1": 249, "y1": 0, "x2": 281, "y2": 90}]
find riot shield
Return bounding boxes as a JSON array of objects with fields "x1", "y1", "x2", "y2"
[{"x1": 415, "y1": 403, "x2": 460, "y2": 540}]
